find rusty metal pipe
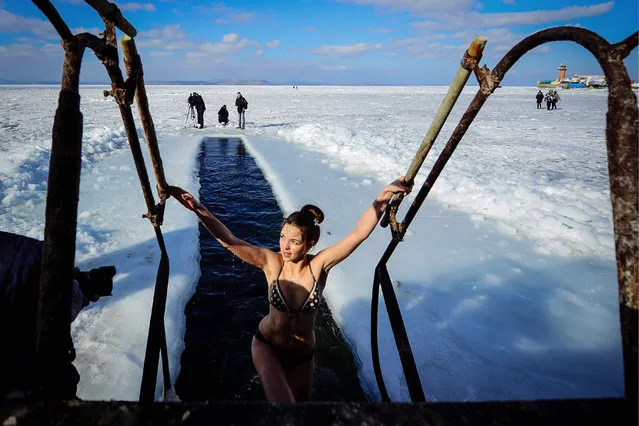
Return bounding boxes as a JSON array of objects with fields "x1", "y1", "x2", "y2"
[
  {"x1": 381, "y1": 37, "x2": 488, "y2": 229},
  {"x1": 121, "y1": 36, "x2": 169, "y2": 209},
  {"x1": 83, "y1": 0, "x2": 137, "y2": 37},
  {"x1": 35, "y1": 36, "x2": 86, "y2": 398}
]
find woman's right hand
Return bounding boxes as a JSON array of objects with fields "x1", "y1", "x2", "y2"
[{"x1": 168, "y1": 186, "x2": 201, "y2": 212}]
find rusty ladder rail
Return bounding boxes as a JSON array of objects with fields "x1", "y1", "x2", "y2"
[
  {"x1": 31, "y1": 0, "x2": 173, "y2": 403},
  {"x1": 372, "y1": 27, "x2": 638, "y2": 403}
]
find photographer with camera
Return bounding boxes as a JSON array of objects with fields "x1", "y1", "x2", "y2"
[
  {"x1": 187, "y1": 92, "x2": 206, "y2": 129},
  {"x1": 0, "y1": 231, "x2": 116, "y2": 400}
]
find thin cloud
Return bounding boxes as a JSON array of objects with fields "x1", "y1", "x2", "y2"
[
  {"x1": 301, "y1": 26, "x2": 317, "y2": 32},
  {"x1": 214, "y1": 12, "x2": 256, "y2": 24},
  {"x1": 254, "y1": 49, "x2": 264, "y2": 56},
  {"x1": 390, "y1": 34, "x2": 474, "y2": 60},
  {"x1": 222, "y1": 33, "x2": 240, "y2": 44},
  {"x1": 266, "y1": 40, "x2": 281, "y2": 48},
  {"x1": 138, "y1": 24, "x2": 188, "y2": 50},
  {"x1": 71, "y1": 27, "x2": 102, "y2": 36},
  {"x1": 344, "y1": 0, "x2": 477, "y2": 14},
  {"x1": 158, "y1": 24, "x2": 188, "y2": 40},
  {"x1": 0, "y1": 8, "x2": 57, "y2": 39},
  {"x1": 450, "y1": 27, "x2": 518, "y2": 44},
  {"x1": 321, "y1": 65, "x2": 348, "y2": 70},
  {"x1": 365, "y1": 27, "x2": 394, "y2": 34},
  {"x1": 409, "y1": 42, "x2": 468, "y2": 60},
  {"x1": 196, "y1": 33, "x2": 259, "y2": 55},
  {"x1": 15, "y1": 36, "x2": 42, "y2": 43},
  {"x1": 423, "y1": 2, "x2": 614, "y2": 29},
  {"x1": 40, "y1": 43, "x2": 62, "y2": 53},
  {"x1": 135, "y1": 38, "x2": 166, "y2": 49},
  {"x1": 311, "y1": 42, "x2": 383, "y2": 58},
  {"x1": 119, "y1": 3, "x2": 156, "y2": 12},
  {"x1": 203, "y1": 2, "x2": 257, "y2": 24},
  {"x1": 149, "y1": 51, "x2": 175, "y2": 57},
  {"x1": 139, "y1": 29, "x2": 161, "y2": 38},
  {"x1": 530, "y1": 45, "x2": 550, "y2": 54},
  {"x1": 391, "y1": 33, "x2": 447, "y2": 47},
  {"x1": 199, "y1": 2, "x2": 232, "y2": 13},
  {"x1": 0, "y1": 43, "x2": 41, "y2": 57},
  {"x1": 410, "y1": 20, "x2": 441, "y2": 31},
  {"x1": 165, "y1": 41, "x2": 195, "y2": 50}
]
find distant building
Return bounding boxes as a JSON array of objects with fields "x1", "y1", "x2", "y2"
[{"x1": 537, "y1": 64, "x2": 607, "y2": 89}]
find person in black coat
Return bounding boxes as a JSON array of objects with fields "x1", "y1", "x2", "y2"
[
  {"x1": 235, "y1": 92, "x2": 248, "y2": 129},
  {"x1": 218, "y1": 105, "x2": 229, "y2": 126},
  {"x1": 551, "y1": 90, "x2": 560, "y2": 110},
  {"x1": 535, "y1": 90, "x2": 544, "y2": 109},
  {"x1": 545, "y1": 90, "x2": 553, "y2": 110},
  {"x1": 188, "y1": 92, "x2": 206, "y2": 128},
  {"x1": 0, "y1": 231, "x2": 116, "y2": 400}
]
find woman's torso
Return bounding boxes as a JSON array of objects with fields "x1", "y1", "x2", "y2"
[{"x1": 258, "y1": 255, "x2": 327, "y2": 353}]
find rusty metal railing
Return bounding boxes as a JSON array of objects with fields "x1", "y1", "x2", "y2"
[
  {"x1": 373, "y1": 27, "x2": 638, "y2": 403},
  {"x1": 31, "y1": 0, "x2": 172, "y2": 402}
]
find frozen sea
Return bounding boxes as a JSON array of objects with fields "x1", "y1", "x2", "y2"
[{"x1": 0, "y1": 84, "x2": 625, "y2": 401}]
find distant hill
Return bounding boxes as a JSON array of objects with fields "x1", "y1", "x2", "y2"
[{"x1": 0, "y1": 79, "x2": 106, "y2": 85}]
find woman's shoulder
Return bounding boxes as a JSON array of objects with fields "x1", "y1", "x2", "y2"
[
  {"x1": 307, "y1": 252, "x2": 327, "y2": 274},
  {"x1": 263, "y1": 250, "x2": 283, "y2": 280}
]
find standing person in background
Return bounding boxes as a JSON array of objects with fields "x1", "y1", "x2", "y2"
[
  {"x1": 551, "y1": 90, "x2": 560, "y2": 110},
  {"x1": 188, "y1": 92, "x2": 206, "y2": 129},
  {"x1": 218, "y1": 105, "x2": 229, "y2": 126},
  {"x1": 545, "y1": 90, "x2": 553, "y2": 111},
  {"x1": 535, "y1": 90, "x2": 544, "y2": 109},
  {"x1": 235, "y1": 92, "x2": 248, "y2": 129}
]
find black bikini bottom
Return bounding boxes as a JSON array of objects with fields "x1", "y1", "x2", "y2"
[{"x1": 254, "y1": 329, "x2": 315, "y2": 367}]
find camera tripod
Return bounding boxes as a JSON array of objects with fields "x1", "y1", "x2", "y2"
[{"x1": 184, "y1": 104, "x2": 196, "y2": 128}]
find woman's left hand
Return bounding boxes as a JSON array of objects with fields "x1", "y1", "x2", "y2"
[{"x1": 384, "y1": 176, "x2": 413, "y2": 196}]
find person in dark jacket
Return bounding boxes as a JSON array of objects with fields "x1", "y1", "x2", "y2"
[
  {"x1": 235, "y1": 92, "x2": 248, "y2": 129},
  {"x1": 535, "y1": 90, "x2": 544, "y2": 109},
  {"x1": 218, "y1": 105, "x2": 229, "y2": 126},
  {"x1": 0, "y1": 231, "x2": 116, "y2": 400},
  {"x1": 551, "y1": 90, "x2": 560, "y2": 110},
  {"x1": 188, "y1": 92, "x2": 206, "y2": 128},
  {"x1": 545, "y1": 90, "x2": 553, "y2": 110}
]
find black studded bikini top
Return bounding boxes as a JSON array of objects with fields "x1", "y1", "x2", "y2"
[{"x1": 269, "y1": 257, "x2": 322, "y2": 316}]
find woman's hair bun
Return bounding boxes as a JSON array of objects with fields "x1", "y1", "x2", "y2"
[{"x1": 300, "y1": 204, "x2": 324, "y2": 225}]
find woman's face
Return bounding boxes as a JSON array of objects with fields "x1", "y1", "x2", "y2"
[{"x1": 280, "y1": 223, "x2": 311, "y2": 261}]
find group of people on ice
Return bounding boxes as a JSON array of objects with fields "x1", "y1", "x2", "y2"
[
  {"x1": 536, "y1": 89, "x2": 561, "y2": 110},
  {"x1": 187, "y1": 91, "x2": 249, "y2": 129}
]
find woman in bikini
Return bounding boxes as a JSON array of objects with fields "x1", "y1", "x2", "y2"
[{"x1": 169, "y1": 176, "x2": 412, "y2": 403}]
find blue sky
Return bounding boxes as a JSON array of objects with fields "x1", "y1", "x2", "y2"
[{"x1": 0, "y1": 0, "x2": 636, "y2": 85}]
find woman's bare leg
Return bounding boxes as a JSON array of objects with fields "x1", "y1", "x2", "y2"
[
  {"x1": 251, "y1": 337, "x2": 295, "y2": 403},
  {"x1": 284, "y1": 356, "x2": 314, "y2": 402}
]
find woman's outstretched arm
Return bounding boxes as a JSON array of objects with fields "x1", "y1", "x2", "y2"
[
  {"x1": 168, "y1": 186, "x2": 277, "y2": 270},
  {"x1": 315, "y1": 177, "x2": 413, "y2": 272}
]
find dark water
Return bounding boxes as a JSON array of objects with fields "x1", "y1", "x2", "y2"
[{"x1": 175, "y1": 137, "x2": 367, "y2": 402}]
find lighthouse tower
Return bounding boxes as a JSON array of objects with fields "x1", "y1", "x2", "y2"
[{"x1": 558, "y1": 64, "x2": 567, "y2": 81}]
